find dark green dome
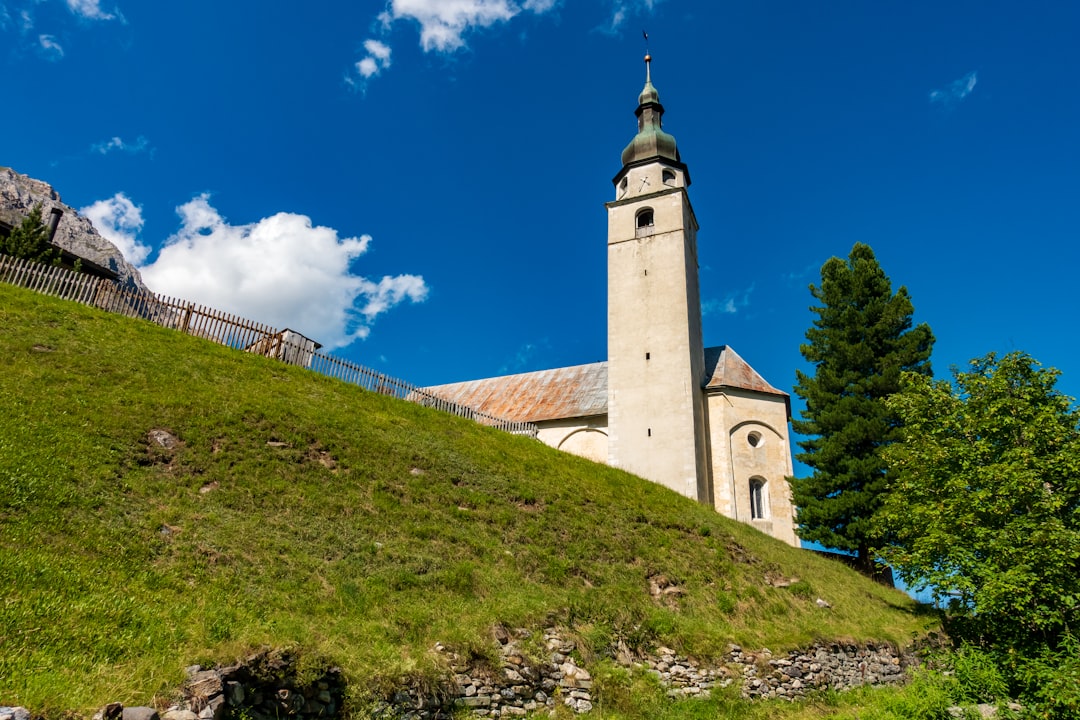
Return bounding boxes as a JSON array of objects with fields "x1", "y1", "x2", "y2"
[{"x1": 620, "y1": 61, "x2": 681, "y2": 167}]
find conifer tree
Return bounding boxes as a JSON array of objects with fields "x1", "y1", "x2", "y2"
[
  {"x1": 791, "y1": 243, "x2": 934, "y2": 572},
  {"x1": 1, "y1": 204, "x2": 60, "y2": 265}
]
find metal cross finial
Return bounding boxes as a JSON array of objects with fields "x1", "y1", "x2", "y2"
[{"x1": 642, "y1": 30, "x2": 651, "y2": 82}]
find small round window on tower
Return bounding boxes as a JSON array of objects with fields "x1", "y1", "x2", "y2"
[{"x1": 747, "y1": 431, "x2": 762, "y2": 448}]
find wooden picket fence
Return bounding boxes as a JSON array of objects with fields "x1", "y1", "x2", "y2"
[{"x1": 0, "y1": 254, "x2": 537, "y2": 438}]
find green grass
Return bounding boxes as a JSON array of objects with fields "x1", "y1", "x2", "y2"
[{"x1": 0, "y1": 284, "x2": 935, "y2": 717}]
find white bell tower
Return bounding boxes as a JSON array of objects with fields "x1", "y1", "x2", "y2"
[{"x1": 606, "y1": 55, "x2": 712, "y2": 504}]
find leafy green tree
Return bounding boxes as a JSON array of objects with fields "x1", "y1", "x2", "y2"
[
  {"x1": 1, "y1": 204, "x2": 60, "y2": 264},
  {"x1": 877, "y1": 351, "x2": 1080, "y2": 651},
  {"x1": 791, "y1": 243, "x2": 934, "y2": 572}
]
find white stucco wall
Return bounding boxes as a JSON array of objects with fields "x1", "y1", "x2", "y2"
[
  {"x1": 535, "y1": 416, "x2": 609, "y2": 464},
  {"x1": 705, "y1": 388, "x2": 799, "y2": 546},
  {"x1": 606, "y1": 174, "x2": 710, "y2": 503}
]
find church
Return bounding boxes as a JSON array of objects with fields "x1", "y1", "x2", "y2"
[{"x1": 423, "y1": 56, "x2": 799, "y2": 547}]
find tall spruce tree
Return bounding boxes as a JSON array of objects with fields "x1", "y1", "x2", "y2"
[
  {"x1": 1, "y1": 205, "x2": 59, "y2": 265},
  {"x1": 792, "y1": 243, "x2": 934, "y2": 572}
]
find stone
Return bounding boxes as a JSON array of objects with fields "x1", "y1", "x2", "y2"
[
  {"x1": 163, "y1": 712, "x2": 197, "y2": 720},
  {"x1": 0, "y1": 708, "x2": 31, "y2": 720},
  {"x1": 121, "y1": 710, "x2": 158, "y2": 720},
  {"x1": 225, "y1": 681, "x2": 245, "y2": 706}
]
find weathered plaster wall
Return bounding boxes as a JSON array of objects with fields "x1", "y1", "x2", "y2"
[
  {"x1": 607, "y1": 180, "x2": 708, "y2": 502},
  {"x1": 535, "y1": 416, "x2": 609, "y2": 464},
  {"x1": 706, "y1": 388, "x2": 798, "y2": 546}
]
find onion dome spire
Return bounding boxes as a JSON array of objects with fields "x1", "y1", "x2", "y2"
[{"x1": 621, "y1": 53, "x2": 681, "y2": 168}]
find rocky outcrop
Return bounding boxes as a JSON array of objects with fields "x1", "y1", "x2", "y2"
[{"x1": 0, "y1": 166, "x2": 147, "y2": 291}]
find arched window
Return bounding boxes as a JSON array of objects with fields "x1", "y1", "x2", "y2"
[
  {"x1": 750, "y1": 478, "x2": 766, "y2": 520},
  {"x1": 662, "y1": 169, "x2": 676, "y2": 185},
  {"x1": 636, "y1": 208, "x2": 654, "y2": 228}
]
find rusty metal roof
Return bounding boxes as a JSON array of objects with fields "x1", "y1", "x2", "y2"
[
  {"x1": 421, "y1": 362, "x2": 609, "y2": 423},
  {"x1": 703, "y1": 345, "x2": 791, "y2": 416},
  {"x1": 421, "y1": 346, "x2": 788, "y2": 423}
]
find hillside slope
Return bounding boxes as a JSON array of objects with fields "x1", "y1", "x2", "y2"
[{"x1": 0, "y1": 283, "x2": 931, "y2": 715}]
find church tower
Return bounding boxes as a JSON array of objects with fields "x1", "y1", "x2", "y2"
[{"x1": 606, "y1": 55, "x2": 712, "y2": 503}]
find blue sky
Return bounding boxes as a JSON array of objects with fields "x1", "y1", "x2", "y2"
[{"x1": 4, "y1": 1, "x2": 1080, "y2": 438}]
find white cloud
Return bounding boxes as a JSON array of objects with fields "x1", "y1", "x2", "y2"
[
  {"x1": 80, "y1": 193, "x2": 151, "y2": 265},
  {"x1": 929, "y1": 71, "x2": 978, "y2": 108},
  {"x1": 66, "y1": 0, "x2": 116, "y2": 21},
  {"x1": 38, "y1": 33, "x2": 63, "y2": 59},
  {"x1": 91, "y1": 135, "x2": 150, "y2": 155},
  {"x1": 19, "y1": 9, "x2": 32, "y2": 31},
  {"x1": 386, "y1": 0, "x2": 519, "y2": 52},
  {"x1": 352, "y1": 0, "x2": 562, "y2": 84},
  {"x1": 139, "y1": 194, "x2": 428, "y2": 348},
  {"x1": 702, "y1": 284, "x2": 755, "y2": 316},
  {"x1": 355, "y1": 38, "x2": 392, "y2": 79}
]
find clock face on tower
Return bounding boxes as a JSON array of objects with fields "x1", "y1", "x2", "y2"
[{"x1": 639, "y1": 176, "x2": 650, "y2": 193}]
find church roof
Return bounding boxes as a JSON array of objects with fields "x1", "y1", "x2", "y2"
[
  {"x1": 421, "y1": 346, "x2": 788, "y2": 424},
  {"x1": 703, "y1": 345, "x2": 791, "y2": 416},
  {"x1": 421, "y1": 361, "x2": 609, "y2": 423}
]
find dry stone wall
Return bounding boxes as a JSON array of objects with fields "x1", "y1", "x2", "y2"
[
  {"x1": 374, "y1": 628, "x2": 915, "y2": 719},
  {"x1": 16, "y1": 632, "x2": 915, "y2": 720}
]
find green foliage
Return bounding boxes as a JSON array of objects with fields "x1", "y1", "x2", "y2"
[
  {"x1": 878, "y1": 351, "x2": 1080, "y2": 651},
  {"x1": 945, "y1": 644, "x2": 1009, "y2": 704},
  {"x1": 1012, "y1": 633, "x2": 1080, "y2": 719},
  {"x1": 1, "y1": 204, "x2": 60, "y2": 264},
  {"x1": 792, "y1": 243, "x2": 934, "y2": 568},
  {"x1": 833, "y1": 668, "x2": 958, "y2": 719}
]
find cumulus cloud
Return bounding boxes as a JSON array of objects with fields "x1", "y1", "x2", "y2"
[
  {"x1": 91, "y1": 135, "x2": 150, "y2": 155},
  {"x1": 66, "y1": 0, "x2": 117, "y2": 21},
  {"x1": 702, "y1": 284, "x2": 755, "y2": 316},
  {"x1": 930, "y1": 71, "x2": 977, "y2": 108},
  {"x1": 351, "y1": 0, "x2": 562, "y2": 85},
  {"x1": 38, "y1": 33, "x2": 63, "y2": 59},
  {"x1": 139, "y1": 194, "x2": 428, "y2": 348},
  {"x1": 355, "y1": 38, "x2": 391, "y2": 79},
  {"x1": 80, "y1": 193, "x2": 150, "y2": 265},
  {"x1": 382, "y1": 0, "x2": 520, "y2": 52}
]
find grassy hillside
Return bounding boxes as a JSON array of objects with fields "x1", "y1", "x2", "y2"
[{"x1": 0, "y1": 283, "x2": 933, "y2": 717}]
